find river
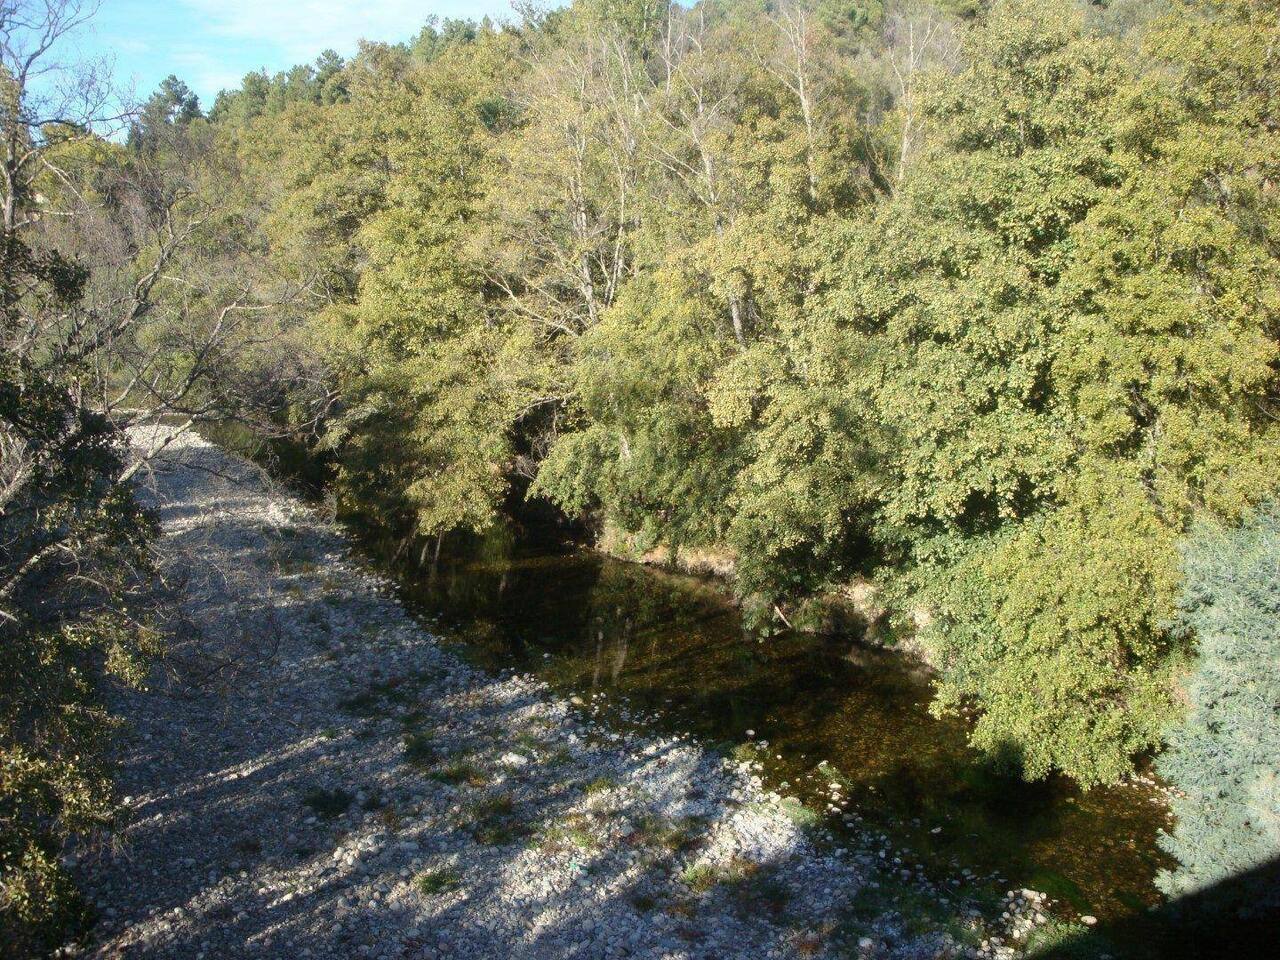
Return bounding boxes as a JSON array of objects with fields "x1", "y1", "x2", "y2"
[
  {"x1": 198, "y1": 422, "x2": 1173, "y2": 937},
  {"x1": 352, "y1": 513, "x2": 1174, "y2": 928}
]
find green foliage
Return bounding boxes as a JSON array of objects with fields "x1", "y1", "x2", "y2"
[
  {"x1": 192, "y1": 0, "x2": 1278, "y2": 790},
  {"x1": 413, "y1": 865, "x2": 462, "y2": 896},
  {"x1": 128, "y1": 74, "x2": 202, "y2": 153},
  {"x1": 1156, "y1": 505, "x2": 1280, "y2": 915},
  {"x1": 4, "y1": 5, "x2": 1270, "y2": 950},
  {"x1": 314, "y1": 31, "x2": 524, "y2": 539},
  {"x1": 465, "y1": 792, "x2": 530, "y2": 845},
  {"x1": 208, "y1": 49, "x2": 352, "y2": 126},
  {"x1": 1, "y1": 228, "x2": 159, "y2": 959},
  {"x1": 533, "y1": 271, "x2": 747, "y2": 550},
  {"x1": 921, "y1": 484, "x2": 1183, "y2": 784},
  {"x1": 758, "y1": 0, "x2": 1278, "y2": 783}
]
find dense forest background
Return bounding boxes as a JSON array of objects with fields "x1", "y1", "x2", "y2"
[
  {"x1": 166, "y1": 0, "x2": 1278, "y2": 787},
  {"x1": 2, "y1": 0, "x2": 1278, "y2": 953}
]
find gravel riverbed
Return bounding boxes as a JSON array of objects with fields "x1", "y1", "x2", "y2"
[{"x1": 69, "y1": 431, "x2": 1044, "y2": 960}]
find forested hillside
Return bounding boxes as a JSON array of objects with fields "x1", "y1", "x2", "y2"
[
  {"x1": 3, "y1": 0, "x2": 1278, "y2": 954},
  {"x1": 171, "y1": 0, "x2": 1277, "y2": 787}
]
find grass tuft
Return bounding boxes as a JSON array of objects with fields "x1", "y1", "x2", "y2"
[
  {"x1": 414, "y1": 867, "x2": 462, "y2": 897},
  {"x1": 1023, "y1": 919, "x2": 1112, "y2": 959},
  {"x1": 731, "y1": 742, "x2": 764, "y2": 764},
  {"x1": 513, "y1": 732, "x2": 544, "y2": 753},
  {"x1": 583, "y1": 776, "x2": 617, "y2": 796},
  {"x1": 632, "y1": 812, "x2": 705, "y2": 853},
  {"x1": 301, "y1": 787, "x2": 353, "y2": 819},
  {"x1": 681, "y1": 863, "x2": 721, "y2": 893},
  {"x1": 535, "y1": 813, "x2": 599, "y2": 852},
  {"x1": 682, "y1": 856, "x2": 759, "y2": 894},
  {"x1": 403, "y1": 732, "x2": 438, "y2": 765},
  {"x1": 465, "y1": 792, "x2": 530, "y2": 845},
  {"x1": 778, "y1": 797, "x2": 822, "y2": 830},
  {"x1": 429, "y1": 759, "x2": 488, "y2": 787}
]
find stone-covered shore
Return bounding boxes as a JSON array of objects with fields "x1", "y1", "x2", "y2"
[{"x1": 67, "y1": 431, "x2": 1051, "y2": 960}]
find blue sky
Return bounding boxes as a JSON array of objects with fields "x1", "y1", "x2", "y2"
[{"x1": 67, "y1": 1, "x2": 520, "y2": 109}]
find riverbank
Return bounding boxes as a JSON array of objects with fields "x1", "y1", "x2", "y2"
[{"x1": 68, "y1": 431, "x2": 1063, "y2": 960}]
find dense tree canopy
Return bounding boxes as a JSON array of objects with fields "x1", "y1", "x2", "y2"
[
  {"x1": 174, "y1": 0, "x2": 1279, "y2": 789},
  {"x1": 788, "y1": 0, "x2": 1279, "y2": 784},
  {"x1": 5, "y1": 0, "x2": 1279, "y2": 951}
]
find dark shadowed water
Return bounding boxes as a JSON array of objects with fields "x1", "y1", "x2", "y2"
[{"x1": 357, "y1": 517, "x2": 1173, "y2": 927}]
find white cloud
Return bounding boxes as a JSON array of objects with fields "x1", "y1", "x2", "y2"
[{"x1": 179, "y1": 0, "x2": 515, "y2": 64}]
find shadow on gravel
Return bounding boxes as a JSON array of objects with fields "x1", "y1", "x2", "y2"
[
  {"x1": 80, "y1": 442, "x2": 855, "y2": 960},
  {"x1": 98, "y1": 688, "x2": 809, "y2": 959}
]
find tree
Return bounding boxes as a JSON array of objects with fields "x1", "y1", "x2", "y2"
[
  {"x1": 533, "y1": 267, "x2": 750, "y2": 551},
  {"x1": 764, "y1": 0, "x2": 1278, "y2": 783},
  {"x1": 531, "y1": 0, "x2": 883, "y2": 553},
  {"x1": 1157, "y1": 505, "x2": 1280, "y2": 918},
  {"x1": 208, "y1": 69, "x2": 269, "y2": 127},
  {"x1": 410, "y1": 17, "x2": 479, "y2": 63},
  {"x1": 880, "y1": 1, "x2": 959, "y2": 184},
  {"x1": 1, "y1": 3, "x2": 149, "y2": 950},
  {"x1": 127, "y1": 74, "x2": 200, "y2": 153},
  {"x1": 317, "y1": 28, "x2": 526, "y2": 542},
  {"x1": 478, "y1": 7, "x2": 645, "y2": 340},
  {"x1": 141, "y1": 0, "x2": 1277, "y2": 797},
  {"x1": 313, "y1": 49, "x2": 347, "y2": 103},
  {"x1": 2, "y1": 4, "x2": 324, "y2": 951}
]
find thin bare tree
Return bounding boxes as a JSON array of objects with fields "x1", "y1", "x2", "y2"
[
  {"x1": 2, "y1": 0, "x2": 324, "y2": 611},
  {"x1": 883, "y1": 1, "x2": 960, "y2": 185}
]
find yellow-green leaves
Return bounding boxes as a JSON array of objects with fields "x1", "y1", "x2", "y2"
[
  {"x1": 195, "y1": 0, "x2": 1279, "y2": 788},
  {"x1": 790, "y1": 0, "x2": 1279, "y2": 782}
]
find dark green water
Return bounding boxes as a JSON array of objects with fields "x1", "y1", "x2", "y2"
[{"x1": 361, "y1": 519, "x2": 1174, "y2": 926}]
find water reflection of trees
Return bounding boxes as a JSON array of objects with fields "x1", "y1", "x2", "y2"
[{"x1": 384, "y1": 522, "x2": 1177, "y2": 936}]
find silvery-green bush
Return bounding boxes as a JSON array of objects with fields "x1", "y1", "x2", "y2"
[{"x1": 1157, "y1": 505, "x2": 1280, "y2": 914}]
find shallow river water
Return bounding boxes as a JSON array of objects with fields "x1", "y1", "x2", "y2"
[{"x1": 354, "y1": 518, "x2": 1173, "y2": 928}]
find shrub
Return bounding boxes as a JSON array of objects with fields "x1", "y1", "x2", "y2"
[
  {"x1": 1156, "y1": 506, "x2": 1280, "y2": 916},
  {"x1": 2, "y1": 192, "x2": 159, "y2": 959}
]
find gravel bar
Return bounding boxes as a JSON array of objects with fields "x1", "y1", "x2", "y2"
[{"x1": 68, "y1": 431, "x2": 1032, "y2": 960}]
